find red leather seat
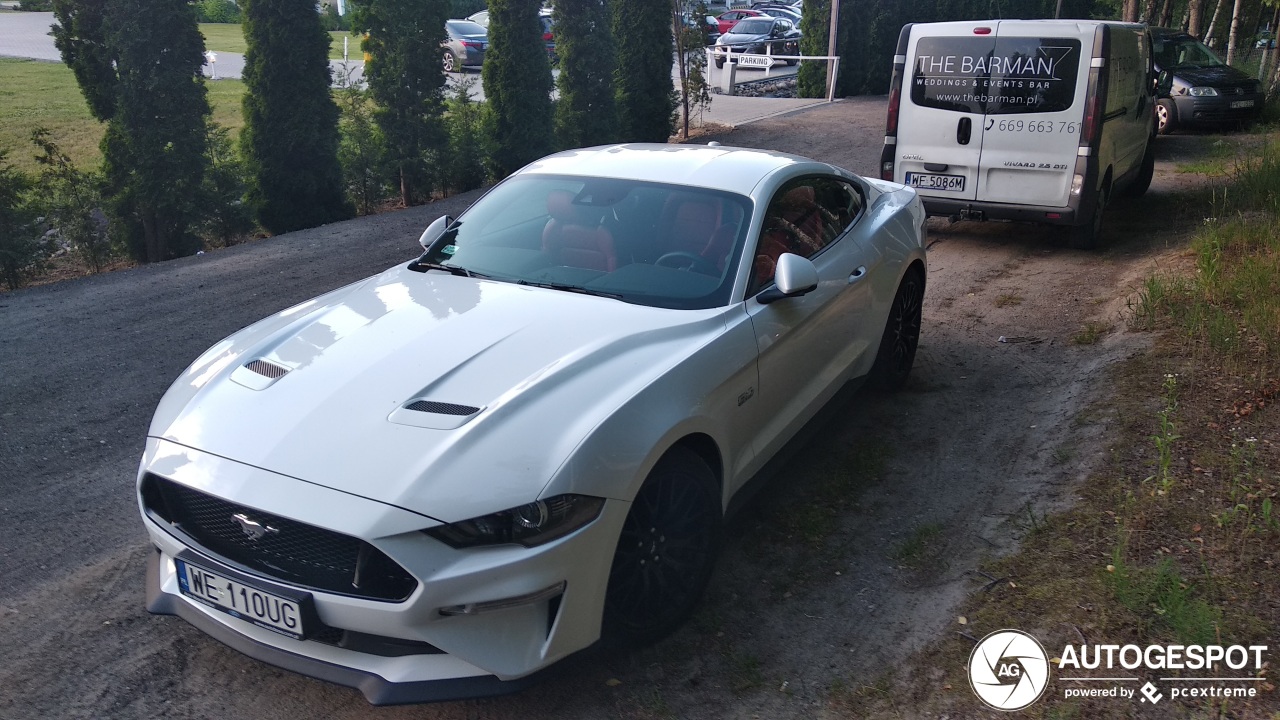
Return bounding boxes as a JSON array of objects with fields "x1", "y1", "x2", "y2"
[{"x1": 542, "y1": 190, "x2": 617, "y2": 272}]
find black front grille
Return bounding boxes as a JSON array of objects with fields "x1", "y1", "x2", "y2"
[{"x1": 142, "y1": 475, "x2": 417, "y2": 602}]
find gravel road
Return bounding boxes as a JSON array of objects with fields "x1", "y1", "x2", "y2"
[{"x1": 0, "y1": 97, "x2": 1202, "y2": 719}]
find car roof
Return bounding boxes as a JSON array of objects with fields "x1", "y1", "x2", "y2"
[{"x1": 517, "y1": 144, "x2": 825, "y2": 196}]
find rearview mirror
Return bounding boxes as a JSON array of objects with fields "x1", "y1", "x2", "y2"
[
  {"x1": 757, "y1": 253, "x2": 819, "y2": 304},
  {"x1": 418, "y1": 215, "x2": 453, "y2": 250}
]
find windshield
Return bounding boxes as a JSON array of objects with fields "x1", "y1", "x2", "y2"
[
  {"x1": 732, "y1": 18, "x2": 774, "y2": 35},
  {"x1": 417, "y1": 175, "x2": 753, "y2": 310},
  {"x1": 446, "y1": 20, "x2": 486, "y2": 36},
  {"x1": 1154, "y1": 36, "x2": 1225, "y2": 68}
]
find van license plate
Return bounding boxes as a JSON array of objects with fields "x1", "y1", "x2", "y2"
[
  {"x1": 1230, "y1": 100, "x2": 1255, "y2": 109},
  {"x1": 905, "y1": 172, "x2": 965, "y2": 192},
  {"x1": 176, "y1": 558, "x2": 307, "y2": 639}
]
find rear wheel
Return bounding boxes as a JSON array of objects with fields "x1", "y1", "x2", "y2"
[
  {"x1": 442, "y1": 51, "x2": 457, "y2": 73},
  {"x1": 603, "y1": 446, "x2": 721, "y2": 647},
  {"x1": 1068, "y1": 187, "x2": 1108, "y2": 250},
  {"x1": 868, "y1": 268, "x2": 924, "y2": 392},
  {"x1": 1155, "y1": 99, "x2": 1176, "y2": 135}
]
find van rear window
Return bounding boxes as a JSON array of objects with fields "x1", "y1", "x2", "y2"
[{"x1": 911, "y1": 36, "x2": 1082, "y2": 115}]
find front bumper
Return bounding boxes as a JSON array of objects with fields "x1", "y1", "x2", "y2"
[
  {"x1": 139, "y1": 438, "x2": 628, "y2": 704},
  {"x1": 1171, "y1": 92, "x2": 1264, "y2": 126}
]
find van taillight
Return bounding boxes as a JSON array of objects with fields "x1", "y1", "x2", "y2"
[
  {"x1": 973, "y1": 27, "x2": 992, "y2": 35},
  {"x1": 886, "y1": 86, "x2": 901, "y2": 135}
]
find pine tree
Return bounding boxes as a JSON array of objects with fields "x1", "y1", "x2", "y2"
[
  {"x1": 483, "y1": 0, "x2": 555, "y2": 177},
  {"x1": 240, "y1": 0, "x2": 353, "y2": 234},
  {"x1": 51, "y1": 0, "x2": 211, "y2": 262},
  {"x1": 353, "y1": 0, "x2": 451, "y2": 205},
  {"x1": 613, "y1": 0, "x2": 676, "y2": 142},
  {"x1": 554, "y1": 0, "x2": 619, "y2": 148}
]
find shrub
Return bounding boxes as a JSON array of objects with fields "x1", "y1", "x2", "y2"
[
  {"x1": 482, "y1": 0, "x2": 554, "y2": 177},
  {"x1": 200, "y1": 122, "x2": 255, "y2": 245},
  {"x1": 17, "y1": 0, "x2": 55, "y2": 10},
  {"x1": 195, "y1": 0, "x2": 241, "y2": 24},
  {"x1": 31, "y1": 129, "x2": 114, "y2": 273},
  {"x1": 334, "y1": 67, "x2": 391, "y2": 215},
  {"x1": 445, "y1": 77, "x2": 488, "y2": 194},
  {"x1": 318, "y1": 2, "x2": 350, "y2": 32},
  {"x1": 0, "y1": 151, "x2": 43, "y2": 290}
]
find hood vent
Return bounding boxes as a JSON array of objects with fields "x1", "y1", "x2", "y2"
[
  {"x1": 405, "y1": 400, "x2": 480, "y2": 416},
  {"x1": 389, "y1": 398, "x2": 484, "y2": 430},
  {"x1": 230, "y1": 358, "x2": 292, "y2": 390},
  {"x1": 246, "y1": 359, "x2": 290, "y2": 379}
]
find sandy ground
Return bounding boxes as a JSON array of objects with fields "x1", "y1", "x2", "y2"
[{"x1": 0, "y1": 97, "x2": 1216, "y2": 719}]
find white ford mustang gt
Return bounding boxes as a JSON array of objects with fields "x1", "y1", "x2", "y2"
[{"x1": 138, "y1": 143, "x2": 927, "y2": 704}]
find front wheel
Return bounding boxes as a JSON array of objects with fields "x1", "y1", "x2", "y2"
[
  {"x1": 867, "y1": 268, "x2": 924, "y2": 392},
  {"x1": 602, "y1": 446, "x2": 721, "y2": 647},
  {"x1": 1155, "y1": 99, "x2": 1176, "y2": 135}
]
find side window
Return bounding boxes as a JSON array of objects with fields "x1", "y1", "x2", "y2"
[{"x1": 750, "y1": 178, "x2": 864, "y2": 295}]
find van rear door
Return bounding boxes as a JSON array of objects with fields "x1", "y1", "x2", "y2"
[
  {"x1": 974, "y1": 22, "x2": 1089, "y2": 208},
  {"x1": 895, "y1": 23, "x2": 995, "y2": 202}
]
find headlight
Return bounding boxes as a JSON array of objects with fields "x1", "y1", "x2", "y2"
[
  {"x1": 424, "y1": 494, "x2": 605, "y2": 549},
  {"x1": 1188, "y1": 86, "x2": 1219, "y2": 96}
]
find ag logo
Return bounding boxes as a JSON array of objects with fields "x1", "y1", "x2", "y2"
[{"x1": 968, "y1": 629, "x2": 1050, "y2": 711}]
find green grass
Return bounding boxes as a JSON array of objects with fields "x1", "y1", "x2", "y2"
[
  {"x1": 199, "y1": 23, "x2": 356, "y2": 61},
  {"x1": 1175, "y1": 138, "x2": 1235, "y2": 176},
  {"x1": 0, "y1": 58, "x2": 245, "y2": 175},
  {"x1": 1106, "y1": 552, "x2": 1221, "y2": 645}
]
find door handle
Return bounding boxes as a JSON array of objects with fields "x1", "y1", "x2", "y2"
[
  {"x1": 848, "y1": 266, "x2": 867, "y2": 283},
  {"x1": 957, "y1": 116, "x2": 972, "y2": 145}
]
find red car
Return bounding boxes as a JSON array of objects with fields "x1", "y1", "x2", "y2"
[{"x1": 716, "y1": 9, "x2": 768, "y2": 35}]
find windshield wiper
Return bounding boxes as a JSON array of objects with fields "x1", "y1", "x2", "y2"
[
  {"x1": 413, "y1": 260, "x2": 478, "y2": 278},
  {"x1": 515, "y1": 279, "x2": 623, "y2": 300}
]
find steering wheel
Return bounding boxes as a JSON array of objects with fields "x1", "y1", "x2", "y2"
[{"x1": 656, "y1": 251, "x2": 719, "y2": 275}]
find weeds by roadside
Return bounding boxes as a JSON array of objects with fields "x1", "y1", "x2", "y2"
[{"x1": 846, "y1": 134, "x2": 1279, "y2": 718}]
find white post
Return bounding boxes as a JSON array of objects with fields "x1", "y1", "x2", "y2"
[
  {"x1": 344, "y1": 35, "x2": 349, "y2": 61},
  {"x1": 826, "y1": 0, "x2": 840, "y2": 100}
]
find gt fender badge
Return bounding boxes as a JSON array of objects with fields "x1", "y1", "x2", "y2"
[{"x1": 738, "y1": 387, "x2": 755, "y2": 406}]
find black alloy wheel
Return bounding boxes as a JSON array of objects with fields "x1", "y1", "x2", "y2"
[
  {"x1": 868, "y1": 268, "x2": 924, "y2": 391},
  {"x1": 603, "y1": 446, "x2": 721, "y2": 647}
]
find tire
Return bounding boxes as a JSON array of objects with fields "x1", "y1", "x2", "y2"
[
  {"x1": 603, "y1": 446, "x2": 721, "y2": 647},
  {"x1": 715, "y1": 57, "x2": 725, "y2": 69},
  {"x1": 867, "y1": 268, "x2": 924, "y2": 392},
  {"x1": 1068, "y1": 188, "x2": 1107, "y2": 250},
  {"x1": 1123, "y1": 141, "x2": 1155, "y2": 198},
  {"x1": 442, "y1": 51, "x2": 456, "y2": 73},
  {"x1": 1155, "y1": 99, "x2": 1176, "y2": 135}
]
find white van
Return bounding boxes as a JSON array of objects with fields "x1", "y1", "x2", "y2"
[{"x1": 880, "y1": 20, "x2": 1156, "y2": 248}]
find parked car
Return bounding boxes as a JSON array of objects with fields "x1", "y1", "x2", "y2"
[
  {"x1": 443, "y1": 20, "x2": 487, "y2": 72},
  {"x1": 463, "y1": 10, "x2": 555, "y2": 60},
  {"x1": 882, "y1": 20, "x2": 1156, "y2": 249},
  {"x1": 713, "y1": 16, "x2": 801, "y2": 68},
  {"x1": 749, "y1": 2, "x2": 801, "y2": 22},
  {"x1": 715, "y1": 8, "x2": 769, "y2": 34},
  {"x1": 1150, "y1": 27, "x2": 1264, "y2": 134},
  {"x1": 681, "y1": 12, "x2": 721, "y2": 44},
  {"x1": 138, "y1": 143, "x2": 927, "y2": 704}
]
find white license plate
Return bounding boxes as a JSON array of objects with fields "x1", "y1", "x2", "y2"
[
  {"x1": 1230, "y1": 100, "x2": 1255, "y2": 109},
  {"x1": 177, "y1": 558, "x2": 306, "y2": 639},
  {"x1": 905, "y1": 172, "x2": 966, "y2": 192}
]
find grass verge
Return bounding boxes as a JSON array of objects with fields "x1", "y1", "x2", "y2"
[
  {"x1": 845, "y1": 136, "x2": 1280, "y2": 718},
  {"x1": 199, "y1": 23, "x2": 356, "y2": 61},
  {"x1": 0, "y1": 58, "x2": 245, "y2": 174}
]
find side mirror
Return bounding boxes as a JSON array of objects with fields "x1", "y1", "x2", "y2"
[
  {"x1": 757, "y1": 253, "x2": 819, "y2": 304},
  {"x1": 418, "y1": 215, "x2": 453, "y2": 250},
  {"x1": 1155, "y1": 69, "x2": 1173, "y2": 96}
]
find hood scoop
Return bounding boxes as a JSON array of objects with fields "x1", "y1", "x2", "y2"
[
  {"x1": 230, "y1": 359, "x2": 292, "y2": 390},
  {"x1": 389, "y1": 398, "x2": 484, "y2": 430}
]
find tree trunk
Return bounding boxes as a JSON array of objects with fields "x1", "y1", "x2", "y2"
[
  {"x1": 1142, "y1": 0, "x2": 1158, "y2": 23},
  {"x1": 1159, "y1": 0, "x2": 1174, "y2": 27},
  {"x1": 1188, "y1": 0, "x2": 1205, "y2": 36},
  {"x1": 1205, "y1": 0, "x2": 1224, "y2": 47},
  {"x1": 1123, "y1": 0, "x2": 1140, "y2": 22},
  {"x1": 1225, "y1": 0, "x2": 1244, "y2": 65}
]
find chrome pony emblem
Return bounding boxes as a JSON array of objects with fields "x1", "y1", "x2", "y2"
[{"x1": 232, "y1": 513, "x2": 279, "y2": 541}]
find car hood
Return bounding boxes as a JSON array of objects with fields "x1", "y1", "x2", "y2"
[
  {"x1": 150, "y1": 263, "x2": 728, "y2": 522},
  {"x1": 1164, "y1": 63, "x2": 1255, "y2": 86}
]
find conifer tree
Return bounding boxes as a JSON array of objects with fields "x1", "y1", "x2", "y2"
[
  {"x1": 240, "y1": 0, "x2": 353, "y2": 233},
  {"x1": 613, "y1": 0, "x2": 676, "y2": 142},
  {"x1": 483, "y1": 0, "x2": 555, "y2": 177},
  {"x1": 554, "y1": 0, "x2": 619, "y2": 148},
  {"x1": 353, "y1": 0, "x2": 451, "y2": 205}
]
